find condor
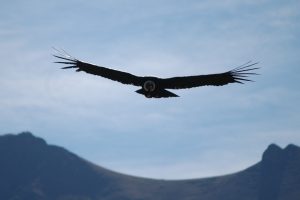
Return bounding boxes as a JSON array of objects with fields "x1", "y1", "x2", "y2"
[{"x1": 54, "y1": 51, "x2": 259, "y2": 98}]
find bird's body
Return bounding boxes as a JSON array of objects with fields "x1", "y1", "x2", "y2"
[
  {"x1": 135, "y1": 77, "x2": 179, "y2": 98},
  {"x1": 54, "y1": 51, "x2": 259, "y2": 98}
]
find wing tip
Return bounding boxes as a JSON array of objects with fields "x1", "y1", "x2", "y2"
[
  {"x1": 53, "y1": 49, "x2": 81, "y2": 70},
  {"x1": 230, "y1": 61, "x2": 260, "y2": 84}
]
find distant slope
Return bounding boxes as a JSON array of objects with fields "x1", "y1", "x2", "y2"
[{"x1": 0, "y1": 132, "x2": 299, "y2": 200}]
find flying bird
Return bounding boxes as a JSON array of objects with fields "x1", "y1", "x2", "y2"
[{"x1": 54, "y1": 51, "x2": 259, "y2": 98}]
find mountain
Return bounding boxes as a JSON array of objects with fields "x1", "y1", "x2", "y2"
[{"x1": 0, "y1": 132, "x2": 299, "y2": 200}]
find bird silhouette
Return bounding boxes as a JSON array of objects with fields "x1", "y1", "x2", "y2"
[{"x1": 54, "y1": 50, "x2": 259, "y2": 98}]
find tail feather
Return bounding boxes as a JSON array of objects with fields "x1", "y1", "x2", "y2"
[
  {"x1": 157, "y1": 89, "x2": 179, "y2": 98},
  {"x1": 135, "y1": 89, "x2": 179, "y2": 98}
]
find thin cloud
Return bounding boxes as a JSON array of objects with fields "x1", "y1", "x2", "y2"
[{"x1": 0, "y1": 0, "x2": 299, "y2": 179}]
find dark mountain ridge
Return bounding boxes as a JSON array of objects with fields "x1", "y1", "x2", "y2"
[{"x1": 0, "y1": 132, "x2": 299, "y2": 200}]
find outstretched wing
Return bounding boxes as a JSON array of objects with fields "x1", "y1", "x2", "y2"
[
  {"x1": 161, "y1": 61, "x2": 259, "y2": 89},
  {"x1": 54, "y1": 52, "x2": 142, "y2": 87}
]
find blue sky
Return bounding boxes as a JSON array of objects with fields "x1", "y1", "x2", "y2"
[{"x1": 1, "y1": 0, "x2": 300, "y2": 179}]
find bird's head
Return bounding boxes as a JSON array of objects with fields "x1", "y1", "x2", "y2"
[{"x1": 143, "y1": 80, "x2": 156, "y2": 92}]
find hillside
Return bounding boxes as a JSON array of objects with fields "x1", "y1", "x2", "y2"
[{"x1": 0, "y1": 132, "x2": 299, "y2": 200}]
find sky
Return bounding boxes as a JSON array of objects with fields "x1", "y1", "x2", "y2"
[{"x1": 0, "y1": 0, "x2": 300, "y2": 180}]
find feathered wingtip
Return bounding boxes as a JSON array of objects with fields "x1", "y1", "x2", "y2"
[
  {"x1": 230, "y1": 61, "x2": 260, "y2": 84},
  {"x1": 52, "y1": 47, "x2": 79, "y2": 70}
]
